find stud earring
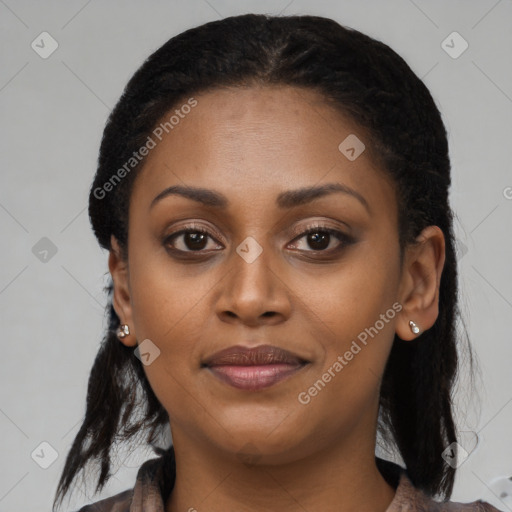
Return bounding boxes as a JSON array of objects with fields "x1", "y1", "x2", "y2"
[
  {"x1": 116, "y1": 324, "x2": 130, "y2": 339},
  {"x1": 409, "y1": 320, "x2": 420, "y2": 335}
]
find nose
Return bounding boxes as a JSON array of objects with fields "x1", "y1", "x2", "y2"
[{"x1": 215, "y1": 240, "x2": 292, "y2": 327}]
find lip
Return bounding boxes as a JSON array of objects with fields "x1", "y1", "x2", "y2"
[{"x1": 202, "y1": 344, "x2": 309, "y2": 391}]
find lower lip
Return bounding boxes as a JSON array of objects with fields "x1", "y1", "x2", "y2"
[{"x1": 207, "y1": 363, "x2": 306, "y2": 391}]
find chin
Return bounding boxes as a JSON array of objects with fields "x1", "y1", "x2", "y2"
[{"x1": 207, "y1": 424, "x2": 307, "y2": 465}]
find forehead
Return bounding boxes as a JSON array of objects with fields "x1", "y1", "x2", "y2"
[{"x1": 130, "y1": 85, "x2": 394, "y2": 214}]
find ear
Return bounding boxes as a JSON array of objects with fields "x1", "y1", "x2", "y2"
[
  {"x1": 108, "y1": 235, "x2": 137, "y2": 347},
  {"x1": 395, "y1": 225, "x2": 446, "y2": 341}
]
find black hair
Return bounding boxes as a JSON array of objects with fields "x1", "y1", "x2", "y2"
[{"x1": 53, "y1": 13, "x2": 476, "y2": 510}]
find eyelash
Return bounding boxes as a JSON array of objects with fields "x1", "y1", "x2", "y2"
[{"x1": 163, "y1": 222, "x2": 355, "y2": 257}]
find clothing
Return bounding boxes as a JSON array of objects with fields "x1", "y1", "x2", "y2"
[{"x1": 75, "y1": 446, "x2": 502, "y2": 512}]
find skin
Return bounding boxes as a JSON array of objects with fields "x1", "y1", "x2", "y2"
[{"x1": 108, "y1": 85, "x2": 445, "y2": 512}]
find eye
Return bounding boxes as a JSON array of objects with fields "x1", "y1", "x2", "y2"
[
  {"x1": 288, "y1": 224, "x2": 355, "y2": 253},
  {"x1": 164, "y1": 226, "x2": 223, "y2": 253},
  {"x1": 163, "y1": 222, "x2": 355, "y2": 257}
]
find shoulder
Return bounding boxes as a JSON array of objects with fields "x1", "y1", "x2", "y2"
[
  {"x1": 74, "y1": 488, "x2": 132, "y2": 512},
  {"x1": 444, "y1": 500, "x2": 504, "y2": 511},
  {"x1": 72, "y1": 446, "x2": 175, "y2": 512},
  {"x1": 391, "y1": 473, "x2": 504, "y2": 512}
]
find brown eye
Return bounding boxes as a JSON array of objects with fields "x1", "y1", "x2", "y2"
[
  {"x1": 305, "y1": 231, "x2": 331, "y2": 251},
  {"x1": 289, "y1": 226, "x2": 355, "y2": 253},
  {"x1": 164, "y1": 228, "x2": 222, "y2": 253}
]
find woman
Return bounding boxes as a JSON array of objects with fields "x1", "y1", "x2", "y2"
[{"x1": 53, "y1": 13, "x2": 502, "y2": 512}]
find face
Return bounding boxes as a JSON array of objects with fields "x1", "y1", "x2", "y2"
[{"x1": 109, "y1": 85, "x2": 441, "y2": 465}]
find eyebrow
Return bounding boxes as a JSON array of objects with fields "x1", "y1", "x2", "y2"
[{"x1": 150, "y1": 183, "x2": 370, "y2": 213}]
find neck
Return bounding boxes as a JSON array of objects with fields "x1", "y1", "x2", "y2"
[{"x1": 165, "y1": 428, "x2": 396, "y2": 512}]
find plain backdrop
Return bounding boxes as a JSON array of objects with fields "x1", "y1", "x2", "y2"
[{"x1": 0, "y1": 1, "x2": 511, "y2": 511}]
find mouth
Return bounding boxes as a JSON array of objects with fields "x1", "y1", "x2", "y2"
[{"x1": 202, "y1": 344, "x2": 309, "y2": 391}]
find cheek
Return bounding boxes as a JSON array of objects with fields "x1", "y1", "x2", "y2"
[
  {"x1": 295, "y1": 294, "x2": 397, "y2": 440},
  {"x1": 126, "y1": 257, "x2": 217, "y2": 405},
  {"x1": 298, "y1": 243, "x2": 400, "y2": 401},
  {"x1": 302, "y1": 250, "x2": 399, "y2": 342},
  {"x1": 129, "y1": 253, "x2": 212, "y2": 341}
]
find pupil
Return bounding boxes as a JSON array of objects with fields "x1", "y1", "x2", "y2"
[
  {"x1": 187, "y1": 232, "x2": 207, "y2": 250},
  {"x1": 308, "y1": 232, "x2": 329, "y2": 250}
]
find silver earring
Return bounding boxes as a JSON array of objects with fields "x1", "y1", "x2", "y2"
[
  {"x1": 409, "y1": 320, "x2": 420, "y2": 334},
  {"x1": 116, "y1": 324, "x2": 130, "y2": 339}
]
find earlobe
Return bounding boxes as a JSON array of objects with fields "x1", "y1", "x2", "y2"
[
  {"x1": 395, "y1": 225, "x2": 445, "y2": 341},
  {"x1": 108, "y1": 235, "x2": 137, "y2": 347}
]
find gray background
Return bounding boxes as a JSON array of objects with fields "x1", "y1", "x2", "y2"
[{"x1": 0, "y1": 1, "x2": 511, "y2": 511}]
